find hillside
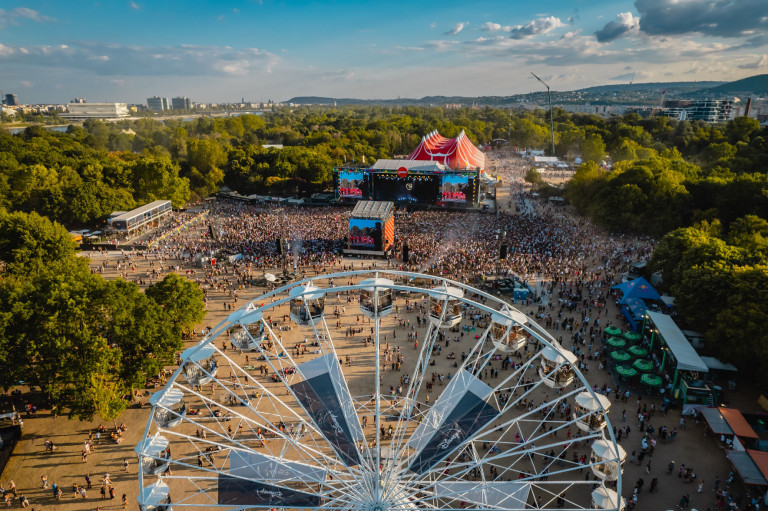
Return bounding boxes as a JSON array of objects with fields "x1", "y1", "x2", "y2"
[
  {"x1": 703, "y1": 74, "x2": 768, "y2": 95},
  {"x1": 286, "y1": 74, "x2": 765, "y2": 106}
]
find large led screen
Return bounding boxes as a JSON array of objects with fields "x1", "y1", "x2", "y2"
[
  {"x1": 440, "y1": 174, "x2": 477, "y2": 207},
  {"x1": 335, "y1": 170, "x2": 368, "y2": 201},
  {"x1": 348, "y1": 218, "x2": 383, "y2": 250},
  {"x1": 371, "y1": 173, "x2": 440, "y2": 205}
]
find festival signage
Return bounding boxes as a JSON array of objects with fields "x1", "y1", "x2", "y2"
[
  {"x1": 291, "y1": 355, "x2": 362, "y2": 466},
  {"x1": 218, "y1": 476, "x2": 321, "y2": 507}
]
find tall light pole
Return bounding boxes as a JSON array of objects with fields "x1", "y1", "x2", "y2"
[{"x1": 531, "y1": 72, "x2": 556, "y2": 157}]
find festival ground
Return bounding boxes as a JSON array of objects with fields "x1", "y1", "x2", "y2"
[{"x1": 1, "y1": 152, "x2": 762, "y2": 511}]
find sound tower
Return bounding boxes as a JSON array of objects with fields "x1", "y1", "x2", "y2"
[
  {"x1": 402, "y1": 241, "x2": 409, "y2": 263},
  {"x1": 500, "y1": 244, "x2": 508, "y2": 260}
]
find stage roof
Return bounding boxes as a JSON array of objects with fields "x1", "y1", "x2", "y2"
[
  {"x1": 351, "y1": 201, "x2": 394, "y2": 220},
  {"x1": 370, "y1": 159, "x2": 447, "y2": 172},
  {"x1": 408, "y1": 130, "x2": 486, "y2": 170},
  {"x1": 646, "y1": 311, "x2": 709, "y2": 373}
]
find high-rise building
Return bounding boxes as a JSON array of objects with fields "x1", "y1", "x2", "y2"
[
  {"x1": 171, "y1": 97, "x2": 191, "y2": 110},
  {"x1": 4, "y1": 94, "x2": 18, "y2": 106},
  {"x1": 72, "y1": 98, "x2": 86, "y2": 103},
  {"x1": 147, "y1": 96, "x2": 172, "y2": 113},
  {"x1": 662, "y1": 99, "x2": 735, "y2": 123}
]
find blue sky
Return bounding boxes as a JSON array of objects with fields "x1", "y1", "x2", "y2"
[{"x1": 1, "y1": 0, "x2": 766, "y2": 103}]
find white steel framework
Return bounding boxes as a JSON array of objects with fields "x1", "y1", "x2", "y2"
[{"x1": 138, "y1": 270, "x2": 623, "y2": 510}]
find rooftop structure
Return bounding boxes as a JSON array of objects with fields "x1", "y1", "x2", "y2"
[
  {"x1": 61, "y1": 102, "x2": 129, "y2": 120},
  {"x1": 408, "y1": 130, "x2": 486, "y2": 170},
  {"x1": 107, "y1": 200, "x2": 172, "y2": 233}
]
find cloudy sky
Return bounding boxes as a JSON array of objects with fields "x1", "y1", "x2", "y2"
[{"x1": 1, "y1": 0, "x2": 766, "y2": 104}]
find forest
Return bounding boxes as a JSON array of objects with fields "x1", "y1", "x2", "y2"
[{"x1": 1, "y1": 105, "x2": 767, "y2": 402}]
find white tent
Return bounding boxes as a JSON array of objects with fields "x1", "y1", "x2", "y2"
[{"x1": 646, "y1": 311, "x2": 709, "y2": 373}]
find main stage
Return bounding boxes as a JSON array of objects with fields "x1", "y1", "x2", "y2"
[{"x1": 333, "y1": 130, "x2": 496, "y2": 210}]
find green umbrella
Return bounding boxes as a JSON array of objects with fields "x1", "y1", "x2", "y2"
[
  {"x1": 605, "y1": 326, "x2": 622, "y2": 336},
  {"x1": 633, "y1": 359, "x2": 654, "y2": 372},
  {"x1": 628, "y1": 345, "x2": 649, "y2": 358},
  {"x1": 641, "y1": 373, "x2": 662, "y2": 386},
  {"x1": 615, "y1": 365, "x2": 638, "y2": 377},
  {"x1": 623, "y1": 331, "x2": 642, "y2": 343},
  {"x1": 605, "y1": 337, "x2": 627, "y2": 349},
  {"x1": 610, "y1": 350, "x2": 631, "y2": 362}
]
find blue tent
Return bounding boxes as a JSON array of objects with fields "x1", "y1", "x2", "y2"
[
  {"x1": 613, "y1": 278, "x2": 661, "y2": 303},
  {"x1": 620, "y1": 297, "x2": 648, "y2": 332}
]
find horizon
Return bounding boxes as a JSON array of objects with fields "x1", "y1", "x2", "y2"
[{"x1": 1, "y1": 0, "x2": 767, "y2": 104}]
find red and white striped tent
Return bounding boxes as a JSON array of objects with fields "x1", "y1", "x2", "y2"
[{"x1": 408, "y1": 130, "x2": 486, "y2": 171}]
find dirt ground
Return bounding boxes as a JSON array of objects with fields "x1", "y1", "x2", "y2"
[{"x1": 1, "y1": 154, "x2": 763, "y2": 511}]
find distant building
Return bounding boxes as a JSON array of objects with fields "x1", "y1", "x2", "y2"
[
  {"x1": 4, "y1": 94, "x2": 18, "y2": 106},
  {"x1": 61, "y1": 102, "x2": 129, "y2": 120},
  {"x1": 147, "y1": 96, "x2": 172, "y2": 112},
  {"x1": 171, "y1": 97, "x2": 191, "y2": 110},
  {"x1": 72, "y1": 98, "x2": 86, "y2": 103},
  {"x1": 662, "y1": 99, "x2": 735, "y2": 123}
]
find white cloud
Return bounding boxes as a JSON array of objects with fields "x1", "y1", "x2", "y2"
[
  {"x1": 481, "y1": 22, "x2": 511, "y2": 33},
  {"x1": 0, "y1": 7, "x2": 55, "y2": 28},
  {"x1": 594, "y1": 12, "x2": 640, "y2": 42},
  {"x1": 129, "y1": 1, "x2": 140, "y2": 10},
  {"x1": 738, "y1": 54, "x2": 768, "y2": 69},
  {"x1": 446, "y1": 22, "x2": 468, "y2": 36},
  {"x1": 508, "y1": 16, "x2": 564, "y2": 39},
  {"x1": 0, "y1": 41, "x2": 280, "y2": 77}
]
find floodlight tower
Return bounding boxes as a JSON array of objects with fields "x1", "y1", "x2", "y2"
[{"x1": 532, "y1": 72, "x2": 556, "y2": 157}]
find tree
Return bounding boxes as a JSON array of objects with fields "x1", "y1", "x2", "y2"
[
  {"x1": 707, "y1": 265, "x2": 768, "y2": 378},
  {"x1": 525, "y1": 168, "x2": 543, "y2": 185},
  {"x1": 580, "y1": 133, "x2": 606, "y2": 162},
  {"x1": 145, "y1": 273, "x2": 207, "y2": 336},
  {"x1": 0, "y1": 209, "x2": 76, "y2": 274}
]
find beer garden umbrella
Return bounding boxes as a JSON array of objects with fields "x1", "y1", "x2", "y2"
[
  {"x1": 641, "y1": 374, "x2": 662, "y2": 387},
  {"x1": 623, "y1": 331, "x2": 642, "y2": 343},
  {"x1": 605, "y1": 337, "x2": 626, "y2": 349},
  {"x1": 610, "y1": 351, "x2": 631, "y2": 363},
  {"x1": 615, "y1": 365, "x2": 638, "y2": 378},
  {"x1": 628, "y1": 346, "x2": 649, "y2": 358},
  {"x1": 633, "y1": 359, "x2": 654, "y2": 372},
  {"x1": 604, "y1": 326, "x2": 622, "y2": 336}
]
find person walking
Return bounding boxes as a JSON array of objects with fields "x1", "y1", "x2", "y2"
[
  {"x1": 123, "y1": 458, "x2": 129, "y2": 472},
  {"x1": 41, "y1": 475, "x2": 48, "y2": 489}
]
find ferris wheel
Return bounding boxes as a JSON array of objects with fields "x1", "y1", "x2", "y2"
[{"x1": 138, "y1": 271, "x2": 624, "y2": 511}]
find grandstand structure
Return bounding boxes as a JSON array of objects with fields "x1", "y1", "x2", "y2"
[{"x1": 106, "y1": 200, "x2": 172, "y2": 234}]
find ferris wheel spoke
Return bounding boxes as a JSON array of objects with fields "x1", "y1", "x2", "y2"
[
  {"x1": 139, "y1": 271, "x2": 623, "y2": 511},
  {"x1": 173, "y1": 378, "x2": 358, "y2": 482}
]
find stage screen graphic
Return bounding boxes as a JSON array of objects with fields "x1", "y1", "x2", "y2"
[
  {"x1": 335, "y1": 170, "x2": 368, "y2": 201},
  {"x1": 372, "y1": 173, "x2": 440, "y2": 205},
  {"x1": 349, "y1": 218, "x2": 383, "y2": 250},
  {"x1": 440, "y1": 174, "x2": 477, "y2": 207}
]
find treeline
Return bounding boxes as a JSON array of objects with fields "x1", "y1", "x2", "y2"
[
  {"x1": 648, "y1": 218, "x2": 768, "y2": 378},
  {"x1": 0, "y1": 209, "x2": 206, "y2": 420},
  {"x1": 6, "y1": 105, "x2": 765, "y2": 229},
  {"x1": 563, "y1": 116, "x2": 767, "y2": 235}
]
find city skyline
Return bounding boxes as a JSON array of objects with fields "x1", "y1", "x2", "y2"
[{"x1": 0, "y1": 0, "x2": 766, "y2": 104}]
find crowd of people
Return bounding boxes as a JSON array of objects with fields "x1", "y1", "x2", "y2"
[{"x1": 6, "y1": 149, "x2": 758, "y2": 511}]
